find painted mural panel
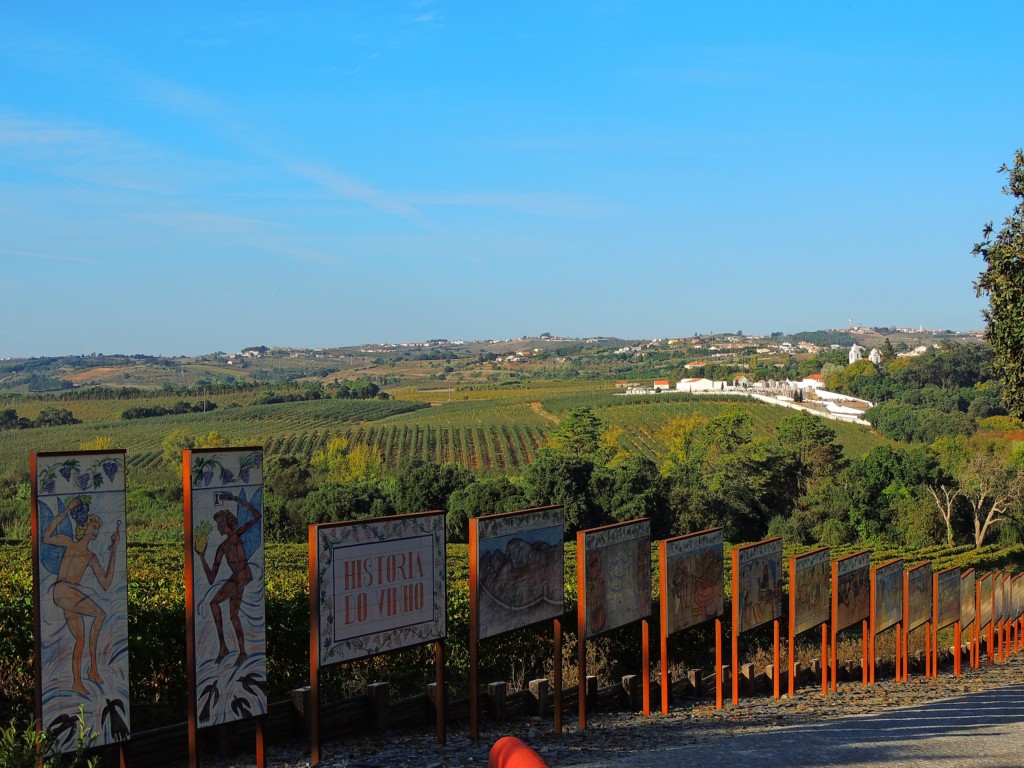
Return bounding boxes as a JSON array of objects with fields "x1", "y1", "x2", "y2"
[
  {"x1": 662, "y1": 528, "x2": 724, "y2": 635},
  {"x1": 1002, "y1": 573, "x2": 1012, "y2": 621},
  {"x1": 996, "y1": 574, "x2": 1004, "y2": 621},
  {"x1": 187, "y1": 449, "x2": 267, "y2": 727},
  {"x1": 974, "y1": 573, "x2": 991, "y2": 626},
  {"x1": 581, "y1": 520, "x2": 651, "y2": 639},
  {"x1": 906, "y1": 563, "x2": 932, "y2": 632},
  {"x1": 1015, "y1": 573, "x2": 1024, "y2": 622},
  {"x1": 314, "y1": 511, "x2": 446, "y2": 665},
  {"x1": 872, "y1": 559, "x2": 903, "y2": 634},
  {"x1": 935, "y1": 567, "x2": 960, "y2": 630},
  {"x1": 834, "y1": 551, "x2": 870, "y2": 631},
  {"x1": 34, "y1": 450, "x2": 129, "y2": 750},
  {"x1": 960, "y1": 569, "x2": 976, "y2": 630},
  {"x1": 473, "y1": 506, "x2": 564, "y2": 641},
  {"x1": 979, "y1": 573, "x2": 992, "y2": 629},
  {"x1": 792, "y1": 548, "x2": 830, "y2": 635},
  {"x1": 734, "y1": 538, "x2": 783, "y2": 634}
]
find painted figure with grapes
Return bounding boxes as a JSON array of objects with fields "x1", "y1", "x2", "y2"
[
  {"x1": 196, "y1": 492, "x2": 262, "y2": 664},
  {"x1": 42, "y1": 495, "x2": 120, "y2": 695}
]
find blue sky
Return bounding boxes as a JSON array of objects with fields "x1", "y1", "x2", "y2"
[{"x1": 2, "y1": 2, "x2": 1021, "y2": 357}]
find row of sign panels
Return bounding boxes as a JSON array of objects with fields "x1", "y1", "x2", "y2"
[{"x1": 30, "y1": 449, "x2": 1023, "y2": 753}]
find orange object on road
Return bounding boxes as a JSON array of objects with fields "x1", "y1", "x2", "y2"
[{"x1": 489, "y1": 736, "x2": 549, "y2": 768}]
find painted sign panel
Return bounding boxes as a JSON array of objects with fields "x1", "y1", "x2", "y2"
[
  {"x1": 187, "y1": 449, "x2": 267, "y2": 728},
  {"x1": 979, "y1": 573, "x2": 992, "y2": 629},
  {"x1": 1001, "y1": 573, "x2": 1012, "y2": 621},
  {"x1": 872, "y1": 559, "x2": 903, "y2": 634},
  {"x1": 792, "y1": 548, "x2": 830, "y2": 635},
  {"x1": 935, "y1": 567, "x2": 960, "y2": 630},
  {"x1": 994, "y1": 572, "x2": 1004, "y2": 624},
  {"x1": 314, "y1": 511, "x2": 446, "y2": 666},
  {"x1": 661, "y1": 528, "x2": 724, "y2": 635},
  {"x1": 834, "y1": 551, "x2": 870, "y2": 632},
  {"x1": 905, "y1": 563, "x2": 932, "y2": 632},
  {"x1": 34, "y1": 451, "x2": 129, "y2": 750},
  {"x1": 472, "y1": 506, "x2": 564, "y2": 641},
  {"x1": 960, "y1": 569, "x2": 976, "y2": 630},
  {"x1": 1015, "y1": 573, "x2": 1024, "y2": 622},
  {"x1": 734, "y1": 538, "x2": 783, "y2": 634},
  {"x1": 580, "y1": 520, "x2": 651, "y2": 638}
]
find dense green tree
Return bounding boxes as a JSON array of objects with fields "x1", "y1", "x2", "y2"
[
  {"x1": 388, "y1": 459, "x2": 473, "y2": 516},
  {"x1": 33, "y1": 407, "x2": 79, "y2": 427},
  {"x1": 0, "y1": 409, "x2": 30, "y2": 430},
  {"x1": 161, "y1": 428, "x2": 195, "y2": 470},
  {"x1": 301, "y1": 480, "x2": 393, "y2": 524},
  {"x1": 264, "y1": 456, "x2": 312, "y2": 540},
  {"x1": 956, "y1": 447, "x2": 1024, "y2": 548},
  {"x1": 548, "y1": 406, "x2": 604, "y2": 457},
  {"x1": 590, "y1": 455, "x2": 671, "y2": 536},
  {"x1": 974, "y1": 149, "x2": 1024, "y2": 418},
  {"x1": 445, "y1": 477, "x2": 528, "y2": 543},
  {"x1": 520, "y1": 449, "x2": 599, "y2": 535}
]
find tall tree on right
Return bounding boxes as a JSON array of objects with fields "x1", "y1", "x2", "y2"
[{"x1": 974, "y1": 149, "x2": 1024, "y2": 418}]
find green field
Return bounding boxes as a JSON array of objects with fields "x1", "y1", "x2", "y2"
[{"x1": 1, "y1": 385, "x2": 886, "y2": 479}]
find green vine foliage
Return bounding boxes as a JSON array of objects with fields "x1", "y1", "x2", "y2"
[
  {"x1": 975, "y1": 148, "x2": 1024, "y2": 419},
  {"x1": 0, "y1": 707, "x2": 98, "y2": 768}
]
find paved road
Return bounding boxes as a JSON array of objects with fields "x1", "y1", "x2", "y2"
[{"x1": 567, "y1": 684, "x2": 1024, "y2": 768}]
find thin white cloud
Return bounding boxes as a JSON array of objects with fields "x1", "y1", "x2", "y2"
[
  {"x1": 288, "y1": 161, "x2": 442, "y2": 231},
  {"x1": 0, "y1": 112, "x2": 192, "y2": 193},
  {"x1": 406, "y1": 191, "x2": 617, "y2": 218},
  {"x1": 0, "y1": 245, "x2": 116, "y2": 267}
]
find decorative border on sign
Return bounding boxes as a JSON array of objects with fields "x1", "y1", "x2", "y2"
[{"x1": 315, "y1": 512, "x2": 446, "y2": 666}]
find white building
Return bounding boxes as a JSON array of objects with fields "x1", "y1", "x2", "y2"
[
  {"x1": 676, "y1": 377, "x2": 717, "y2": 393},
  {"x1": 849, "y1": 343, "x2": 864, "y2": 364}
]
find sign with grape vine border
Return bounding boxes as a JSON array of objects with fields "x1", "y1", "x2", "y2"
[
  {"x1": 32, "y1": 450, "x2": 130, "y2": 752},
  {"x1": 184, "y1": 448, "x2": 267, "y2": 729},
  {"x1": 312, "y1": 510, "x2": 446, "y2": 666}
]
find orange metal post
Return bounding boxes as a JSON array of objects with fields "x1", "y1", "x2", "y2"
[
  {"x1": 577, "y1": 533, "x2": 587, "y2": 730},
  {"x1": 256, "y1": 715, "x2": 265, "y2": 768},
  {"x1": 715, "y1": 619, "x2": 723, "y2": 710},
  {"x1": 925, "y1": 622, "x2": 931, "y2": 678},
  {"x1": 436, "y1": 641, "x2": 446, "y2": 745},
  {"x1": 659, "y1": 540, "x2": 669, "y2": 716},
  {"x1": 469, "y1": 521, "x2": 480, "y2": 740},
  {"x1": 862, "y1": 619, "x2": 869, "y2": 685},
  {"x1": 553, "y1": 618, "x2": 562, "y2": 734},
  {"x1": 308, "y1": 526, "x2": 320, "y2": 766},
  {"x1": 954, "y1": 622, "x2": 961, "y2": 676},
  {"x1": 731, "y1": 548, "x2": 740, "y2": 706},
  {"x1": 773, "y1": 620, "x2": 781, "y2": 700},
  {"x1": 895, "y1": 623, "x2": 902, "y2": 683},
  {"x1": 821, "y1": 623, "x2": 828, "y2": 696},
  {"x1": 642, "y1": 619, "x2": 650, "y2": 717}
]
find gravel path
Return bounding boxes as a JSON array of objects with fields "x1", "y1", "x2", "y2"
[{"x1": 206, "y1": 652, "x2": 1024, "y2": 767}]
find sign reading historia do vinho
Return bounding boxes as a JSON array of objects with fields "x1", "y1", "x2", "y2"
[
  {"x1": 661, "y1": 528, "x2": 724, "y2": 636},
  {"x1": 734, "y1": 537, "x2": 783, "y2": 634},
  {"x1": 313, "y1": 511, "x2": 446, "y2": 666},
  {"x1": 872, "y1": 559, "x2": 904, "y2": 634},
  {"x1": 185, "y1": 448, "x2": 267, "y2": 728},
  {"x1": 33, "y1": 450, "x2": 129, "y2": 751},
  {"x1": 834, "y1": 551, "x2": 870, "y2": 631},
  {"x1": 471, "y1": 506, "x2": 564, "y2": 641},
  {"x1": 792, "y1": 548, "x2": 830, "y2": 635},
  {"x1": 579, "y1": 519, "x2": 651, "y2": 639}
]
